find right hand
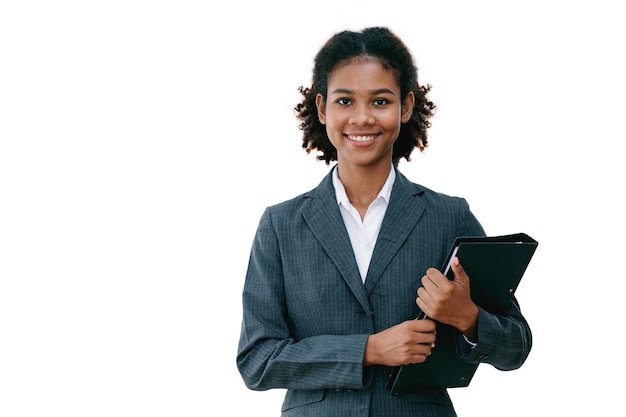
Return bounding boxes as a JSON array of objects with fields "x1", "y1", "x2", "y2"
[{"x1": 363, "y1": 319, "x2": 436, "y2": 367}]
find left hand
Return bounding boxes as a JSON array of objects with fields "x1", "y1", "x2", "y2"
[{"x1": 416, "y1": 257, "x2": 478, "y2": 340}]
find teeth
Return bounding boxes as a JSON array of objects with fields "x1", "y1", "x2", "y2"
[{"x1": 348, "y1": 135, "x2": 376, "y2": 142}]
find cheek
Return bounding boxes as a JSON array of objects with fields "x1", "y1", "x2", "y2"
[
  {"x1": 324, "y1": 114, "x2": 345, "y2": 134},
  {"x1": 326, "y1": 129, "x2": 341, "y2": 148},
  {"x1": 392, "y1": 108, "x2": 405, "y2": 128},
  {"x1": 379, "y1": 112, "x2": 402, "y2": 131}
]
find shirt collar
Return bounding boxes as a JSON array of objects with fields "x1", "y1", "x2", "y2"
[{"x1": 332, "y1": 165, "x2": 396, "y2": 208}]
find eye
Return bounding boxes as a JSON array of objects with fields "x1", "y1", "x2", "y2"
[
  {"x1": 336, "y1": 98, "x2": 352, "y2": 106},
  {"x1": 373, "y1": 98, "x2": 389, "y2": 106}
]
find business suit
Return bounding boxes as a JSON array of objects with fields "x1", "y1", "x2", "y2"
[{"x1": 237, "y1": 166, "x2": 532, "y2": 416}]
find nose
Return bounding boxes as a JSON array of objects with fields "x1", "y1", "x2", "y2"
[{"x1": 349, "y1": 103, "x2": 375, "y2": 126}]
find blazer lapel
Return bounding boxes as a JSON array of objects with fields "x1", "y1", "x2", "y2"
[
  {"x1": 364, "y1": 169, "x2": 426, "y2": 293},
  {"x1": 301, "y1": 169, "x2": 371, "y2": 313}
]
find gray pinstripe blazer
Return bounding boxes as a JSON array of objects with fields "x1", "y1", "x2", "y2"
[{"x1": 237, "y1": 166, "x2": 532, "y2": 417}]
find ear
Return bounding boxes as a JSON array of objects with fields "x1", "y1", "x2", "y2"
[
  {"x1": 401, "y1": 91, "x2": 415, "y2": 123},
  {"x1": 315, "y1": 93, "x2": 326, "y2": 125}
]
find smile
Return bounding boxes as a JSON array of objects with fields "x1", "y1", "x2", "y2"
[{"x1": 346, "y1": 134, "x2": 377, "y2": 142}]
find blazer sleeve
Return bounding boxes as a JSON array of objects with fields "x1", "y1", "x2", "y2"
[
  {"x1": 458, "y1": 298, "x2": 532, "y2": 370},
  {"x1": 236, "y1": 207, "x2": 369, "y2": 391},
  {"x1": 453, "y1": 200, "x2": 533, "y2": 370}
]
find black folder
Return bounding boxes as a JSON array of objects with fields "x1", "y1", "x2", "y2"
[{"x1": 386, "y1": 233, "x2": 538, "y2": 394}]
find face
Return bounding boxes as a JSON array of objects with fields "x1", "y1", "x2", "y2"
[{"x1": 316, "y1": 58, "x2": 414, "y2": 170}]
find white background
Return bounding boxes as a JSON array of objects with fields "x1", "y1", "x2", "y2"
[{"x1": 1, "y1": 1, "x2": 624, "y2": 415}]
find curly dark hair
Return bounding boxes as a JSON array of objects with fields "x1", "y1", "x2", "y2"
[{"x1": 295, "y1": 27, "x2": 436, "y2": 166}]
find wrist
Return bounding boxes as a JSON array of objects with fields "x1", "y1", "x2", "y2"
[{"x1": 457, "y1": 304, "x2": 479, "y2": 342}]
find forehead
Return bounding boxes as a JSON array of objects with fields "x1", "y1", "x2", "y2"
[{"x1": 327, "y1": 57, "x2": 400, "y2": 92}]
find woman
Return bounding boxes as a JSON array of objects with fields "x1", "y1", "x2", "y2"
[{"x1": 237, "y1": 27, "x2": 532, "y2": 417}]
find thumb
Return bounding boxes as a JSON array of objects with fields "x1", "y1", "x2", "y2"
[{"x1": 450, "y1": 257, "x2": 470, "y2": 286}]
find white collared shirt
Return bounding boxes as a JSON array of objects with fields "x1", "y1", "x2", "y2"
[{"x1": 332, "y1": 166, "x2": 395, "y2": 283}]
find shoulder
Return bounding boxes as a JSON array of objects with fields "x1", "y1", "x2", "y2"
[
  {"x1": 395, "y1": 169, "x2": 469, "y2": 210},
  {"x1": 264, "y1": 190, "x2": 311, "y2": 218},
  {"x1": 260, "y1": 170, "x2": 334, "y2": 224},
  {"x1": 394, "y1": 169, "x2": 484, "y2": 236}
]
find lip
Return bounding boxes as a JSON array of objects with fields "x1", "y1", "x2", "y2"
[{"x1": 344, "y1": 133, "x2": 379, "y2": 143}]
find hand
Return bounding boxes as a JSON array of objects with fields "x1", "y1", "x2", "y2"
[
  {"x1": 363, "y1": 319, "x2": 436, "y2": 367},
  {"x1": 416, "y1": 257, "x2": 478, "y2": 340}
]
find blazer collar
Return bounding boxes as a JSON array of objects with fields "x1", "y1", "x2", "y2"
[
  {"x1": 301, "y1": 166, "x2": 428, "y2": 309},
  {"x1": 301, "y1": 166, "x2": 371, "y2": 312},
  {"x1": 364, "y1": 168, "x2": 426, "y2": 293}
]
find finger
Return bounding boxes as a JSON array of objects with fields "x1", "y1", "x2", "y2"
[
  {"x1": 414, "y1": 343, "x2": 435, "y2": 359},
  {"x1": 416, "y1": 299, "x2": 431, "y2": 321},
  {"x1": 420, "y1": 272, "x2": 435, "y2": 290},
  {"x1": 416, "y1": 290, "x2": 431, "y2": 316},
  {"x1": 450, "y1": 257, "x2": 469, "y2": 285},
  {"x1": 424, "y1": 267, "x2": 446, "y2": 288}
]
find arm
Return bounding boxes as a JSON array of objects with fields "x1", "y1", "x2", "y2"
[
  {"x1": 416, "y1": 198, "x2": 532, "y2": 370},
  {"x1": 236, "y1": 208, "x2": 369, "y2": 391},
  {"x1": 417, "y1": 258, "x2": 532, "y2": 370}
]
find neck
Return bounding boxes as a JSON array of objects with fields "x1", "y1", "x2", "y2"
[{"x1": 337, "y1": 162, "x2": 393, "y2": 210}]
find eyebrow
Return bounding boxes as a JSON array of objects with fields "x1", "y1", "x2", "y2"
[{"x1": 330, "y1": 88, "x2": 397, "y2": 95}]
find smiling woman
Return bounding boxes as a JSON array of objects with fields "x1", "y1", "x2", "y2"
[
  {"x1": 236, "y1": 26, "x2": 532, "y2": 417},
  {"x1": 296, "y1": 27, "x2": 435, "y2": 167},
  {"x1": 315, "y1": 58, "x2": 414, "y2": 201}
]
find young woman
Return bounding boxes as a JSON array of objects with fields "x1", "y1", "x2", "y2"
[{"x1": 237, "y1": 27, "x2": 532, "y2": 417}]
